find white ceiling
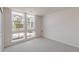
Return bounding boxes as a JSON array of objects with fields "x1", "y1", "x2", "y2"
[{"x1": 11, "y1": 7, "x2": 69, "y2": 16}]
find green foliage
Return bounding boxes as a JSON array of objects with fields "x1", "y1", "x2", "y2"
[{"x1": 14, "y1": 17, "x2": 23, "y2": 28}]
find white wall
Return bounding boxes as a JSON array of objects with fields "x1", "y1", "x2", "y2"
[
  {"x1": 0, "y1": 8, "x2": 2, "y2": 51},
  {"x1": 35, "y1": 15, "x2": 43, "y2": 37},
  {"x1": 3, "y1": 8, "x2": 12, "y2": 48},
  {"x1": 43, "y1": 8, "x2": 79, "y2": 48}
]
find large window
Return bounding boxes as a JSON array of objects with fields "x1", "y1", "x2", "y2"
[
  {"x1": 12, "y1": 11, "x2": 25, "y2": 32},
  {"x1": 11, "y1": 11, "x2": 36, "y2": 42},
  {"x1": 12, "y1": 11, "x2": 25, "y2": 41},
  {"x1": 27, "y1": 15, "x2": 35, "y2": 38}
]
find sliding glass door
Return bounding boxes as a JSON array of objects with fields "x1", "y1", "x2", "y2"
[
  {"x1": 12, "y1": 11, "x2": 25, "y2": 42},
  {"x1": 11, "y1": 11, "x2": 36, "y2": 42},
  {"x1": 27, "y1": 14, "x2": 35, "y2": 38}
]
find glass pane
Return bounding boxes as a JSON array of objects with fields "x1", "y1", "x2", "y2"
[
  {"x1": 27, "y1": 14, "x2": 35, "y2": 38},
  {"x1": 12, "y1": 11, "x2": 25, "y2": 41},
  {"x1": 12, "y1": 33, "x2": 25, "y2": 40}
]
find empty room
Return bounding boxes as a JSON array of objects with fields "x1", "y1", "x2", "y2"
[{"x1": 0, "y1": 7, "x2": 79, "y2": 52}]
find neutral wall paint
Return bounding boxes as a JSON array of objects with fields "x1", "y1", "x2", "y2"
[
  {"x1": 43, "y1": 8, "x2": 79, "y2": 48},
  {"x1": 35, "y1": 15, "x2": 43, "y2": 37},
  {"x1": 0, "y1": 8, "x2": 2, "y2": 51},
  {"x1": 3, "y1": 8, "x2": 12, "y2": 47}
]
